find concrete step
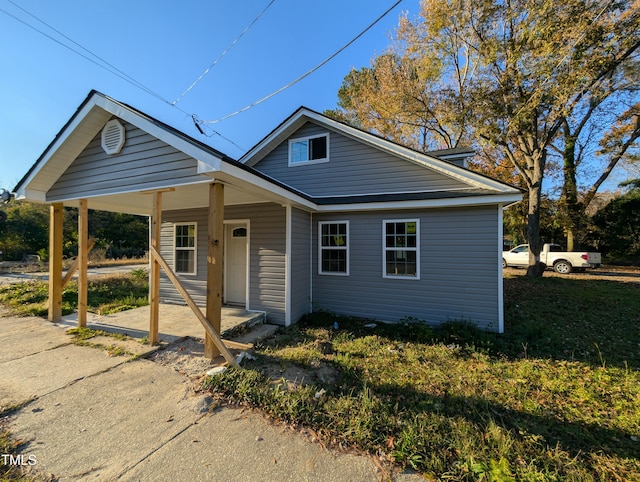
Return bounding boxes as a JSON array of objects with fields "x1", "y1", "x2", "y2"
[{"x1": 230, "y1": 323, "x2": 279, "y2": 346}]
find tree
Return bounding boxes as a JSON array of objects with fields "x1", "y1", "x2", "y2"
[
  {"x1": 330, "y1": 0, "x2": 640, "y2": 276},
  {"x1": 0, "y1": 200, "x2": 148, "y2": 261},
  {"x1": 326, "y1": 16, "x2": 477, "y2": 153},
  {"x1": 0, "y1": 201, "x2": 49, "y2": 260},
  {"x1": 555, "y1": 62, "x2": 639, "y2": 251},
  {"x1": 589, "y1": 179, "x2": 640, "y2": 262}
]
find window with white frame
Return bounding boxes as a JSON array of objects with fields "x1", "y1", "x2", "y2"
[
  {"x1": 289, "y1": 133, "x2": 329, "y2": 165},
  {"x1": 174, "y1": 223, "x2": 197, "y2": 275},
  {"x1": 383, "y1": 219, "x2": 419, "y2": 279},
  {"x1": 319, "y1": 221, "x2": 349, "y2": 275}
]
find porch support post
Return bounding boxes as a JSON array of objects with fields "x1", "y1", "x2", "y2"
[
  {"x1": 48, "y1": 203, "x2": 64, "y2": 322},
  {"x1": 149, "y1": 192, "x2": 162, "y2": 345},
  {"x1": 204, "y1": 182, "x2": 224, "y2": 359},
  {"x1": 77, "y1": 198, "x2": 88, "y2": 327}
]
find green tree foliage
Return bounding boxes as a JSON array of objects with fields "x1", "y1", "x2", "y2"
[
  {"x1": 329, "y1": 0, "x2": 640, "y2": 276},
  {"x1": 0, "y1": 201, "x2": 148, "y2": 261},
  {"x1": 589, "y1": 180, "x2": 640, "y2": 263},
  {"x1": 0, "y1": 201, "x2": 49, "y2": 261},
  {"x1": 555, "y1": 66, "x2": 639, "y2": 251}
]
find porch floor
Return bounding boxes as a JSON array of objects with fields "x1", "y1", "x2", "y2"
[{"x1": 59, "y1": 303, "x2": 266, "y2": 343}]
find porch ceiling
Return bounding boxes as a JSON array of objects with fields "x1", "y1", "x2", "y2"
[{"x1": 56, "y1": 181, "x2": 274, "y2": 216}]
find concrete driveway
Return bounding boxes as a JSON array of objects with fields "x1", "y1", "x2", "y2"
[{"x1": 0, "y1": 312, "x2": 420, "y2": 481}]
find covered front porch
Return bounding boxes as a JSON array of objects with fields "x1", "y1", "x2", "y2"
[
  {"x1": 13, "y1": 93, "x2": 312, "y2": 362},
  {"x1": 58, "y1": 303, "x2": 267, "y2": 344}
]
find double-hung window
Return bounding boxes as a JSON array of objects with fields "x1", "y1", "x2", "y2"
[
  {"x1": 174, "y1": 223, "x2": 197, "y2": 275},
  {"x1": 289, "y1": 133, "x2": 329, "y2": 166},
  {"x1": 319, "y1": 221, "x2": 349, "y2": 275},
  {"x1": 383, "y1": 219, "x2": 419, "y2": 279}
]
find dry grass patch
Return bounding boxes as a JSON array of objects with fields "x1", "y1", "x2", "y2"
[{"x1": 205, "y1": 276, "x2": 640, "y2": 480}]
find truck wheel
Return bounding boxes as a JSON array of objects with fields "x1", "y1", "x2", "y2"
[{"x1": 553, "y1": 260, "x2": 572, "y2": 274}]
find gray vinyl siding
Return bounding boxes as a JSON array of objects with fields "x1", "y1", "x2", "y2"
[
  {"x1": 312, "y1": 206, "x2": 501, "y2": 331},
  {"x1": 289, "y1": 207, "x2": 312, "y2": 324},
  {"x1": 159, "y1": 210, "x2": 208, "y2": 306},
  {"x1": 159, "y1": 203, "x2": 287, "y2": 325},
  {"x1": 47, "y1": 120, "x2": 207, "y2": 201},
  {"x1": 252, "y1": 122, "x2": 470, "y2": 197},
  {"x1": 229, "y1": 203, "x2": 286, "y2": 325}
]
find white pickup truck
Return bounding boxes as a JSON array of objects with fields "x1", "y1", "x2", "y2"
[{"x1": 502, "y1": 244, "x2": 602, "y2": 274}]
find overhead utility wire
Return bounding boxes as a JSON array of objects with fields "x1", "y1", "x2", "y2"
[
  {"x1": 201, "y1": 0, "x2": 403, "y2": 124},
  {"x1": 4, "y1": 0, "x2": 171, "y2": 106},
  {"x1": 0, "y1": 1, "x2": 245, "y2": 151},
  {"x1": 172, "y1": 0, "x2": 276, "y2": 105}
]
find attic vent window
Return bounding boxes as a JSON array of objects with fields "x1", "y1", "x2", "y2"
[{"x1": 101, "y1": 119, "x2": 125, "y2": 155}]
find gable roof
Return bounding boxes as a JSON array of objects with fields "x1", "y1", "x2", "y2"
[
  {"x1": 15, "y1": 90, "x2": 224, "y2": 201},
  {"x1": 14, "y1": 92, "x2": 521, "y2": 214},
  {"x1": 14, "y1": 91, "x2": 317, "y2": 213},
  {"x1": 240, "y1": 106, "x2": 521, "y2": 194}
]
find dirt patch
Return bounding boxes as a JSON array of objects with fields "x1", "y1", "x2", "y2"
[
  {"x1": 150, "y1": 336, "x2": 339, "y2": 393},
  {"x1": 149, "y1": 337, "x2": 221, "y2": 379},
  {"x1": 259, "y1": 359, "x2": 339, "y2": 391}
]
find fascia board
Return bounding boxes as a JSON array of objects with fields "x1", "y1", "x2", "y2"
[
  {"x1": 15, "y1": 99, "x2": 110, "y2": 198},
  {"x1": 15, "y1": 189, "x2": 47, "y2": 202},
  {"x1": 315, "y1": 193, "x2": 523, "y2": 212},
  {"x1": 240, "y1": 110, "x2": 310, "y2": 166}
]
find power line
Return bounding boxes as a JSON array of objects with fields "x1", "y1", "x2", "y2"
[
  {"x1": 0, "y1": 1, "x2": 246, "y2": 151},
  {"x1": 172, "y1": 0, "x2": 276, "y2": 105},
  {"x1": 4, "y1": 0, "x2": 172, "y2": 106},
  {"x1": 201, "y1": 0, "x2": 403, "y2": 124}
]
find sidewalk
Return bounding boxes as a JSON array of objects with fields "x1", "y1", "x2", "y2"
[{"x1": 0, "y1": 312, "x2": 421, "y2": 481}]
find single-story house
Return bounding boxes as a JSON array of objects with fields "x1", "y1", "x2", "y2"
[{"x1": 14, "y1": 90, "x2": 521, "y2": 356}]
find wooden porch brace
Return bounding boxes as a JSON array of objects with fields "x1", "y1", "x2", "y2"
[
  {"x1": 149, "y1": 246, "x2": 238, "y2": 367},
  {"x1": 77, "y1": 199, "x2": 89, "y2": 327},
  {"x1": 205, "y1": 182, "x2": 224, "y2": 359},
  {"x1": 48, "y1": 203, "x2": 64, "y2": 322},
  {"x1": 61, "y1": 238, "x2": 95, "y2": 289}
]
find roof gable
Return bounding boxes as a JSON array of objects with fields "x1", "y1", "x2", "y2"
[
  {"x1": 14, "y1": 91, "x2": 319, "y2": 214},
  {"x1": 251, "y1": 120, "x2": 474, "y2": 198},
  {"x1": 14, "y1": 91, "x2": 227, "y2": 202},
  {"x1": 241, "y1": 107, "x2": 519, "y2": 194}
]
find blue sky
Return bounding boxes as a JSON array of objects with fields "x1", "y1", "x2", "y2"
[{"x1": 0, "y1": 0, "x2": 415, "y2": 190}]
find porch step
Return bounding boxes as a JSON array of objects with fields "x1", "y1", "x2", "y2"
[
  {"x1": 230, "y1": 323, "x2": 279, "y2": 346},
  {"x1": 220, "y1": 307, "x2": 265, "y2": 337}
]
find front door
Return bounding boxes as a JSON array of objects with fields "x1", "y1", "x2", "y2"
[{"x1": 224, "y1": 223, "x2": 248, "y2": 305}]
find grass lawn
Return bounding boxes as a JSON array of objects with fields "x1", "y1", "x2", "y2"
[
  {"x1": 0, "y1": 268, "x2": 149, "y2": 317},
  {"x1": 205, "y1": 275, "x2": 640, "y2": 481}
]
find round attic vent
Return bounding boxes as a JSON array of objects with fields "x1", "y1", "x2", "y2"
[{"x1": 101, "y1": 119, "x2": 125, "y2": 155}]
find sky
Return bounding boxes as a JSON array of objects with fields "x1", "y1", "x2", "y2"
[{"x1": 0, "y1": 0, "x2": 417, "y2": 191}]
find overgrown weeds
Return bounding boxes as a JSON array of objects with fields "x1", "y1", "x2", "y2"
[
  {"x1": 67, "y1": 327, "x2": 141, "y2": 358},
  {"x1": 205, "y1": 276, "x2": 640, "y2": 480}
]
